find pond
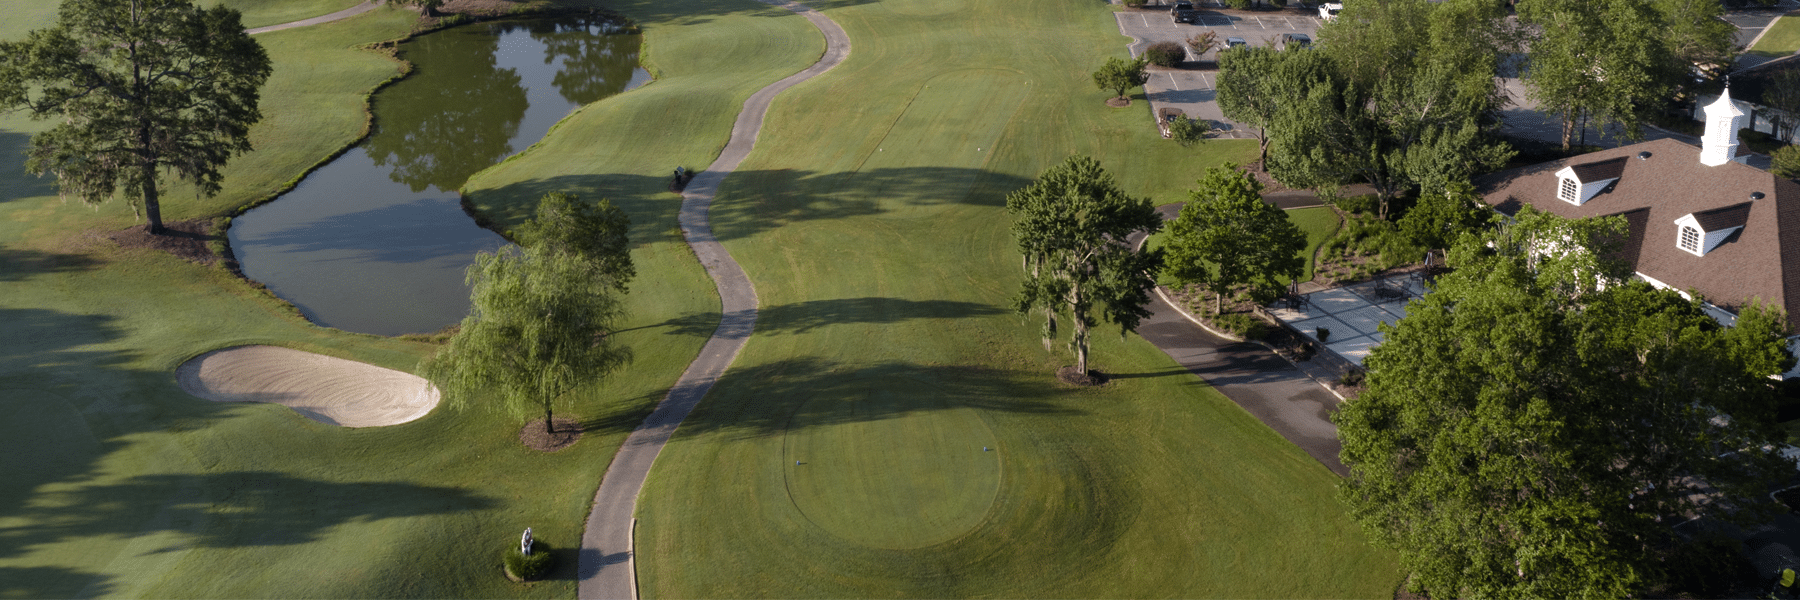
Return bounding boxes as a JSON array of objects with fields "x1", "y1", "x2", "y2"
[{"x1": 229, "y1": 15, "x2": 651, "y2": 336}]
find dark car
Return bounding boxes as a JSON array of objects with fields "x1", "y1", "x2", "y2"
[
  {"x1": 1277, "y1": 33, "x2": 1312, "y2": 50},
  {"x1": 1170, "y1": 0, "x2": 1198, "y2": 23}
]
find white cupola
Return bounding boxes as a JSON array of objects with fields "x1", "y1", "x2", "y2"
[{"x1": 1700, "y1": 89, "x2": 1747, "y2": 167}]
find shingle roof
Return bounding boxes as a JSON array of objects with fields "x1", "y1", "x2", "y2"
[
  {"x1": 1568, "y1": 156, "x2": 1627, "y2": 183},
  {"x1": 1693, "y1": 202, "x2": 1754, "y2": 232},
  {"x1": 1475, "y1": 138, "x2": 1800, "y2": 329}
]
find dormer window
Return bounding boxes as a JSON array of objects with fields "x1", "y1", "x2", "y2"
[
  {"x1": 1553, "y1": 158, "x2": 1626, "y2": 206},
  {"x1": 1674, "y1": 202, "x2": 1752, "y2": 257},
  {"x1": 1679, "y1": 225, "x2": 1701, "y2": 253}
]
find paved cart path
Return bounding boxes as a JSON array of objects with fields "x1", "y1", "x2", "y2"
[
  {"x1": 245, "y1": 0, "x2": 385, "y2": 35},
  {"x1": 575, "y1": 2, "x2": 849, "y2": 598}
]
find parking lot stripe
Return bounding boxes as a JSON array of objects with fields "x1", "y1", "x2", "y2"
[
  {"x1": 1168, "y1": 73, "x2": 1181, "y2": 90},
  {"x1": 1254, "y1": 16, "x2": 1267, "y2": 28},
  {"x1": 1141, "y1": 14, "x2": 1149, "y2": 27}
]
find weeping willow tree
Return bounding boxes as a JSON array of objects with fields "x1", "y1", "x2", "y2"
[
  {"x1": 1006, "y1": 155, "x2": 1164, "y2": 377},
  {"x1": 425, "y1": 194, "x2": 634, "y2": 436}
]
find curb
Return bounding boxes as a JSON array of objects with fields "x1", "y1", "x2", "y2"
[{"x1": 1136, "y1": 234, "x2": 1348, "y2": 403}]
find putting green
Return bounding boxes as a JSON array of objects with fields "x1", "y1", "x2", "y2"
[
  {"x1": 784, "y1": 376, "x2": 1001, "y2": 549},
  {"x1": 849, "y1": 69, "x2": 1029, "y2": 216}
]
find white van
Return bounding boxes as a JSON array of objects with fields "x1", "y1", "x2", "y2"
[{"x1": 1319, "y1": 2, "x2": 1342, "y2": 21}]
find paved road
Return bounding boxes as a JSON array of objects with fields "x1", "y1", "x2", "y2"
[
  {"x1": 1132, "y1": 204, "x2": 1347, "y2": 476},
  {"x1": 245, "y1": 0, "x2": 384, "y2": 35},
  {"x1": 573, "y1": 1, "x2": 850, "y2": 598}
]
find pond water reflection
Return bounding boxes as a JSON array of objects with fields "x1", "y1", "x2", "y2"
[{"x1": 230, "y1": 15, "x2": 650, "y2": 336}]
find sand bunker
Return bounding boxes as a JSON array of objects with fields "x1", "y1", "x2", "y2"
[{"x1": 177, "y1": 345, "x2": 440, "y2": 427}]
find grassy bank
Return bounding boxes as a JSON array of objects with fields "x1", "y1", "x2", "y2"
[{"x1": 0, "y1": 0, "x2": 728, "y2": 596}]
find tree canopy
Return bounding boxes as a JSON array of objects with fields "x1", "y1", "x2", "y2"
[
  {"x1": 512, "y1": 192, "x2": 636, "y2": 292},
  {"x1": 1337, "y1": 208, "x2": 1795, "y2": 598},
  {"x1": 1270, "y1": 0, "x2": 1513, "y2": 219},
  {"x1": 1008, "y1": 155, "x2": 1163, "y2": 377},
  {"x1": 0, "y1": 0, "x2": 272, "y2": 234},
  {"x1": 1163, "y1": 165, "x2": 1305, "y2": 314},
  {"x1": 1519, "y1": 0, "x2": 1697, "y2": 149},
  {"x1": 1395, "y1": 180, "x2": 1492, "y2": 251},
  {"x1": 424, "y1": 193, "x2": 637, "y2": 436}
]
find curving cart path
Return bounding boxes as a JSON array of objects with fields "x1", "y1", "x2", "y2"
[
  {"x1": 245, "y1": 0, "x2": 385, "y2": 35},
  {"x1": 576, "y1": 2, "x2": 850, "y2": 598}
]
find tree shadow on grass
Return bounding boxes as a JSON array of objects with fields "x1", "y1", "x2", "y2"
[
  {"x1": 0, "y1": 248, "x2": 102, "y2": 282},
  {"x1": 632, "y1": 297, "x2": 1006, "y2": 337},
  {"x1": 677, "y1": 357, "x2": 1088, "y2": 441},
  {"x1": 0, "y1": 472, "x2": 494, "y2": 598},
  {"x1": 0, "y1": 307, "x2": 498, "y2": 597},
  {"x1": 464, "y1": 165, "x2": 1029, "y2": 244}
]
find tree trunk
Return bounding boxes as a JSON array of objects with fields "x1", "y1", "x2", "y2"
[
  {"x1": 1257, "y1": 131, "x2": 1270, "y2": 168},
  {"x1": 544, "y1": 405, "x2": 555, "y2": 435},
  {"x1": 1560, "y1": 109, "x2": 1575, "y2": 151},
  {"x1": 1071, "y1": 282, "x2": 1089, "y2": 375},
  {"x1": 1216, "y1": 289, "x2": 1224, "y2": 315},
  {"x1": 140, "y1": 162, "x2": 165, "y2": 235}
]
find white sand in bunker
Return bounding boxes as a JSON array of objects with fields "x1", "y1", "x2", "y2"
[{"x1": 176, "y1": 345, "x2": 440, "y2": 427}]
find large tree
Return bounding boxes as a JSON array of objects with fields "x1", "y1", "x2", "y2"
[
  {"x1": 1008, "y1": 155, "x2": 1163, "y2": 377},
  {"x1": 1163, "y1": 165, "x2": 1305, "y2": 314},
  {"x1": 1519, "y1": 0, "x2": 1689, "y2": 150},
  {"x1": 0, "y1": 0, "x2": 272, "y2": 234},
  {"x1": 1337, "y1": 208, "x2": 1794, "y2": 598},
  {"x1": 1216, "y1": 46, "x2": 1318, "y2": 167},
  {"x1": 1270, "y1": 0, "x2": 1513, "y2": 219},
  {"x1": 425, "y1": 195, "x2": 636, "y2": 436}
]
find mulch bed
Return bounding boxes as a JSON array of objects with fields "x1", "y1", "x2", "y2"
[
  {"x1": 519, "y1": 417, "x2": 583, "y2": 452},
  {"x1": 1056, "y1": 366, "x2": 1109, "y2": 386},
  {"x1": 1105, "y1": 96, "x2": 1132, "y2": 108},
  {"x1": 104, "y1": 219, "x2": 221, "y2": 265}
]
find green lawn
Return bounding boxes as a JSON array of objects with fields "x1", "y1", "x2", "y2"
[
  {"x1": 1148, "y1": 205, "x2": 1344, "y2": 286},
  {"x1": 608, "y1": 0, "x2": 1397, "y2": 594},
  {"x1": 1, "y1": 0, "x2": 1399, "y2": 595},
  {"x1": 1752, "y1": 16, "x2": 1800, "y2": 58},
  {"x1": 0, "y1": 1, "x2": 723, "y2": 596}
]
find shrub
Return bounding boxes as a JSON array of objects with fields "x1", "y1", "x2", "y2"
[
  {"x1": 1330, "y1": 194, "x2": 1379, "y2": 215},
  {"x1": 1169, "y1": 116, "x2": 1211, "y2": 147},
  {"x1": 1339, "y1": 368, "x2": 1365, "y2": 387},
  {"x1": 1144, "y1": 41, "x2": 1186, "y2": 67},
  {"x1": 1213, "y1": 312, "x2": 1270, "y2": 340},
  {"x1": 1774, "y1": 145, "x2": 1800, "y2": 180},
  {"x1": 503, "y1": 541, "x2": 555, "y2": 581}
]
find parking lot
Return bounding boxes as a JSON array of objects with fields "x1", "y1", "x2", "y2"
[{"x1": 1113, "y1": 5, "x2": 1322, "y2": 139}]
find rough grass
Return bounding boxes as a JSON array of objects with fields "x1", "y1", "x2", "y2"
[
  {"x1": 0, "y1": 1, "x2": 717, "y2": 597},
  {"x1": 1752, "y1": 16, "x2": 1800, "y2": 58},
  {"x1": 625, "y1": 0, "x2": 1398, "y2": 594}
]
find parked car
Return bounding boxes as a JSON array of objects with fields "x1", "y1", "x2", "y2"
[
  {"x1": 1318, "y1": 2, "x2": 1342, "y2": 21},
  {"x1": 1224, "y1": 36, "x2": 1247, "y2": 50},
  {"x1": 1170, "y1": 0, "x2": 1198, "y2": 24},
  {"x1": 1277, "y1": 33, "x2": 1312, "y2": 50}
]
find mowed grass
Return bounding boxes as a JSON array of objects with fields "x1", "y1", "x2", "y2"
[
  {"x1": 214, "y1": 0, "x2": 368, "y2": 28},
  {"x1": 616, "y1": 0, "x2": 1399, "y2": 595},
  {"x1": 0, "y1": 0, "x2": 724, "y2": 596},
  {"x1": 1752, "y1": 16, "x2": 1800, "y2": 57}
]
